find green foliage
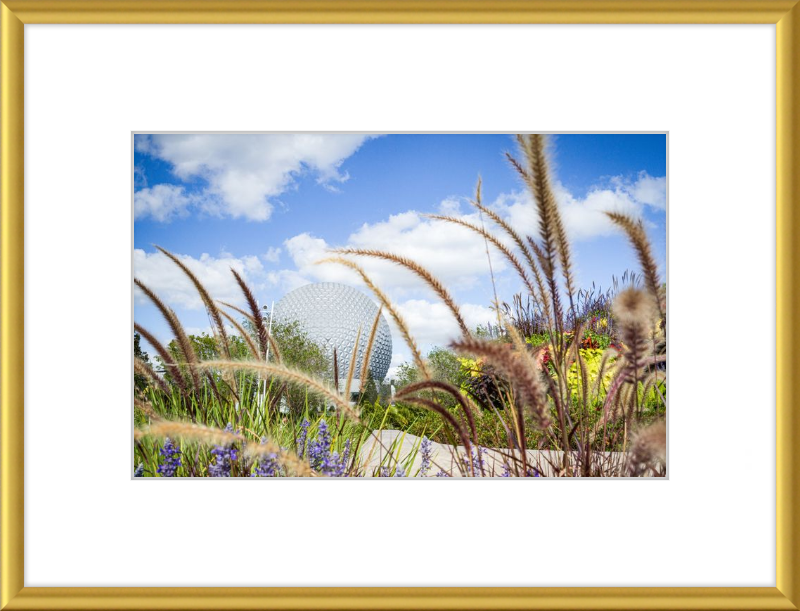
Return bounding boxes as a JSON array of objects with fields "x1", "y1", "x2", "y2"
[
  {"x1": 359, "y1": 370, "x2": 379, "y2": 405},
  {"x1": 393, "y1": 361, "x2": 419, "y2": 389},
  {"x1": 263, "y1": 320, "x2": 330, "y2": 414},
  {"x1": 133, "y1": 332, "x2": 151, "y2": 391},
  {"x1": 580, "y1": 329, "x2": 612, "y2": 350},
  {"x1": 525, "y1": 332, "x2": 550, "y2": 347},
  {"x1": 394, "y1": 346, "x2": 470, "y2": 392},
  {"x1": 360, "y1": 400, "x2": 441, "y2": 436},
  {"x1": 150, "y1": 318, "x2": 331, "y2": 416},
  {"x1": 428, "y1": 346, "x2": 470, "y2": 388},
  {"x1": 269, "y1": 320, "x2": 329, "y2": 376}
]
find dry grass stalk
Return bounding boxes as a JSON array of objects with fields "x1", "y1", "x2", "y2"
[
  {"x1": 333, "y1": 347, "x2": 340, "y2": 393},
  {"x1": 564, "y1": 319, "x2": 588, "y2": 371},
  {"x1": 526, "y1": 236, "x2": 565, "y2": 338},
  {"x1": 504, "y1": 321, "x2": 557, "y2": 467},
  {"x1": 468, "y1": 197, "x2": 542, "y2": 298},
  {"x1": 606, "y1": 212, "x2": 665, "y2": 319},
  {"x1": 134, "y1": 397, "x2": 160, "y2": 420},
  {"x1": 219, "y1": 310, "x2": 261, "y2": 360},
  {"x1": 626, "y1": 420, "x2": 666, "y2": 476},
  {"x1": 134, "y1": 356, "x2": 171, "y2": 396},
  {"x1": 134, "y1": 323, "x2": 190, "y2": 397},
  {"x1": 515, "y1": 135, "x2": 577, "y2": 306},
  {"x1": 397, "y1": 380, "x2": 479, "y2": 443},
  {"x1": 344, "y1": 326, "x2": 362, "y2": 398},
  {"x1": 218, "y1": 301, "x2": 254, "y2": 323},
  {"x1": 219, "y1": 300, "x2": 283, "y2": 363},
  {"x1": 612, "y1": 288, "x2": 658, "y2": 383},
  {"x1": 243, "y1": 441, "x2": 314, "y2": 477},
  {"x1": 508, "y1": 136, "x2": 570, "y2": 336},
  {"x1": 156, "y1": 246, "x2": 241, "y2": 400},
  {"x1": 335, "y1": 248, "x2": 470, "y2": 337},
  {"x1": 425, "y1": 214, "x2": 539, "y2": 301},
  {"x1": 641, "y1": 370, "x2": 667, "y2": 407},
  {"x1": 156, "y1": 246, "x2": 232, "y2": 360},
  {"x1": 317, "y1": 256, "x2": 430, "y2": 379},
  {"x1": 230, "y1": 268, "x2": 270, "y2": 359},
  {"x1": 470, "y1": 198, "x2": 555, "y2": 335},
  {"x1": 359, "y1": 307, "x2": 383, "y2": 386},
  {"x1": 452, "y1": 336, "x2": 551, "y2": 429},
  {"x1": 134, "y1": 278, "x2": 201, "y2": 389},
  {"x1": 591, "y1": 347, "x2": 621, "y2": 398},
  {"x1": 138, "y1": 420, "x2": 314, "y2": 476},
  {"x1": 396, "y1": 394, "x2": 472, "y2": 454},
  {"x1": 142, "y1": 420, "x2": 242, "y2": 446},
  {"x1": 473, "y1": 178, "x2": 505, "y2": 333},
  {"x1": 195, "y1": 360, "x2": 360, "y2": 422}
]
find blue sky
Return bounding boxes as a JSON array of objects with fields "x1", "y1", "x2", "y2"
[{"x1": 134, "y1": 133, "x2": 667, "y2": 378}]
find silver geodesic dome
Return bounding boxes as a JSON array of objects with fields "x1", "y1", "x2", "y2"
[{"x1": 273, "y1": 283, "x2": 392, "y2": 385}]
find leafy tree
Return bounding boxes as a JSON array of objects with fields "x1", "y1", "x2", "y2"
[
  {"x1": 268, "y1": 320, "x2": 329, "y2": 414},
  {"x1": 270, "y1": 320, "x2": 328, "y2": 376},
  {"x1": 133, "y1": 332, "x2": 151, "y2": 391},
  {"x1": 394, "y1": 361, "x2": 419, "y2": 389},
  {"x1": 394, "y1": 346, "x2": 469, "y2": 392},
  {"x1": 359, "y1": 369, "x2": 379, "y2": 405},
  {"x1": 428, "y1": 346, "x2": 470, "y2": 389}
]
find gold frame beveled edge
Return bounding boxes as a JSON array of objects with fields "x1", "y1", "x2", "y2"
[
  {"x1": 0, "y1": 0, "x2": 797, "y2": 24},
  {"x1": 1, "y1": 2, "x2": 24, "y2": 610},
  {"x1": 1, "y1": 1, "x2": 798, "y2": 609}
]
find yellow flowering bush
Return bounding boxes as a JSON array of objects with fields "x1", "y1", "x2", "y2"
[
  {"x1": 457, "y1": 357, "x2": 483, "y2": 393},
  {"x1": 566, "y1": 348, "x2": 616, "y2": 399}
]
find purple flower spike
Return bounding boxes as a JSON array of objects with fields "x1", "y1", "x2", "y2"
[
  {"x1": 308, "y1": 420, "x2": 331, "y2": 470},
  {"x1": 157, "y1": 437, "x2": 181, "y2": 477},
  {"x1": 296, "y1": 420, "x2": 310, "y2": 459},
  {"x1": 209, "y1": 423, "x2": 237, "y2": 477},
  {"x1": 419, "y1": 437, "x2": 432, "y2": 476},
  {"x1": 253, "y1": 436, "x2": 281, "y2": 477}
]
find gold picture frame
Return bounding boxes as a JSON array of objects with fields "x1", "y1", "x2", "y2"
[{"x1": 2, "y1": 1, "x2": 798, "y2": 609}]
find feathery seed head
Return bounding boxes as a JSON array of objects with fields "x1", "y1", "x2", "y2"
[
  {"x1": 627, "y1": 421, "x2": 667, "y2": 476},
  {"x1": 612, "y1": 288, "x2": 658, "y2": 330}
]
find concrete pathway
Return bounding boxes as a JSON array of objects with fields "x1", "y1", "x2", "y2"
[{"x1": 356, "y1": 430, "x2": 653, "y2": 477}]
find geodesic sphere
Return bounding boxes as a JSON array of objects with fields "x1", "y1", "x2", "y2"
[{"x1": 273, "y1": 283, "x2": 392, "y2": 384}]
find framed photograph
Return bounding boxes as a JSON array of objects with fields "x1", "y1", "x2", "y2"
[
  {"x1": 2, "y1": 1, "x2": 797, "y2": 609},
  {"x1": 131, "y1": 131, "x2": 668, "y2": 481}
]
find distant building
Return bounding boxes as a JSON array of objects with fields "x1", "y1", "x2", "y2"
[{"x1": 273, "y1": 282, "x2": 393, "y2": 392}]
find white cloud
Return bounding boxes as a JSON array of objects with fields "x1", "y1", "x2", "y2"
[
  {"x1": 277, "y1": 210, "x2": 515, "y2": 298},
  {"x1": 133, "y1": 164, "x2": 148, "y2": 189},
  {"x1": 271, "y1": 171, "x2": 666, "y2": 300},
  {"x1": 136, "y1": 134, "x2": 374, "y2": 221},
  {"x1": 262, "y1": 246, "x2": 282, "y2": 263},
  {"x1": 495, "y1": 171, "x2": 666, "y2": 242},
  {"x1": 133, "y1": 184, "x2": 198, "y2": 222},
  {"x1": 437, "y1": 197, "x2": 462, "y2": 215},
  {"x1": 133, "y1": 248, "x2": 266, "y2": 310},
  {"x1": 558, "y1": 183, "x2": 642, "y2": 240},
  {"x1": 623, "y1": 172, "x2": 667, "y2": 210},
  {"x1": 395, "y1": 299, "x2": 496, "y2": 348}
]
